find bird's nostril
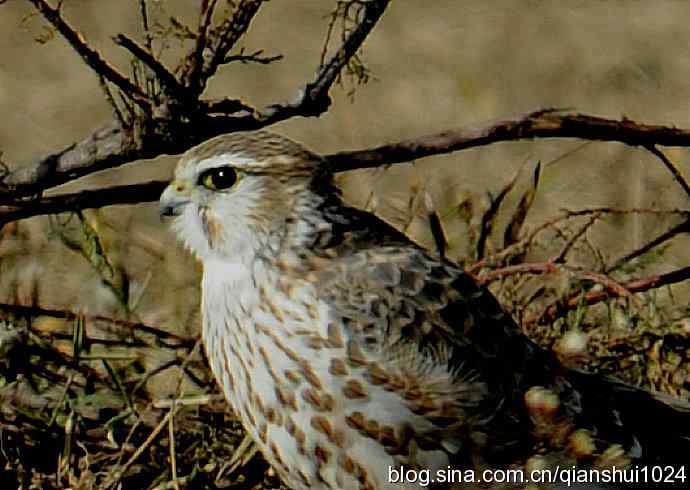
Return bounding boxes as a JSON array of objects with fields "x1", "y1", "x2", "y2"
[{"x1": 175, "y1": 184, "x2": 185, "y2": 192}]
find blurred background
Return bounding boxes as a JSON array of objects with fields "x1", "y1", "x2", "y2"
[{"x1": 1, "y1": 0, "x2": 689, "y2": 411}]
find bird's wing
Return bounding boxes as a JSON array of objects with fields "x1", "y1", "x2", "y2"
[{"x1": 313, "y1": 201, "x2": 690, "y2": 468}]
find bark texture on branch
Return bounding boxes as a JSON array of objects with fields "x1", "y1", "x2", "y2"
[
  {"x1": 2, "y1": 0, "x2": 392, "y2": 202},
  {"x1": 4, "y1": 109, "x2": 690, "y2": 225},
  {"x1": 327, "y1": 110, "x2": 690, "y2": 171}
]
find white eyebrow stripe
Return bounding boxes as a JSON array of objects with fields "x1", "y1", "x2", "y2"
[{"x1": 195, "y1": 155, "x2": 256, "y2": 173}]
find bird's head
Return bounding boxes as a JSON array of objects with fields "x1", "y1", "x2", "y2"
[{"x1": 160, "y1": 131, "x2": 330, "y2": 264}]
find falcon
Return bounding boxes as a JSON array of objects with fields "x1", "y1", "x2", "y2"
[{"x1": 160, "y1": 131, "x2": 690, "y2": 489}]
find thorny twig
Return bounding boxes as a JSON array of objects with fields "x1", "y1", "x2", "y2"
[
  {"x1": 526, "y1": 266, "x2": 690, "y2": 327},
  {"x1": 470, "y1": 199, "x2": 690, "y2": 330},
  {"x1": 467, "y1": 207, "x2": 690, "y2": 274}
]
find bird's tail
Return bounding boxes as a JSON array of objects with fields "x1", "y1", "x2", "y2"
[{"x1": 567, "y1": 369, "x2": 690, "y2": 467}]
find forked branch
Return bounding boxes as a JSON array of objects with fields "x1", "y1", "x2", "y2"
[
  {"x1": 525, "y1": 265, "x2": 690, "y2": 327},
  {"x1": 5, "y1": 109, "x2": 690, "y2": 225},
  {"x1": 1, "y1": 0, "x2": 391, "y2": 200},
  {"x1": 27, "y1": 0, "x2": 151, "y2": 109}
]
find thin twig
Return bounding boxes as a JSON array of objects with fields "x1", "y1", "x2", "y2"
[
  {"x1": 259, "y1": 0, "x2": 391, "y2": 120},
  {"x1": 223, "y1": 49, "x2": 283, "y2": 65},
  {"x1": 139, "y1": 0, "x2": 153, "y2": 53},
  {"x1": 27, "y1": 0, "x2": 151, "y2": 109},
  {"x1": 574, "y1": 268, "x2": 641, "y2": 308},
  {"x1": 0, "y1": 180, "x2": 168, "y2": 226},
  {"x1": 327, "y1": 109, "x2": 690, "y2": 172},
  {"x1": 104, "y1": 408, "x2": 177, "y2": 490},
  {"x1": 551, "y1": 213, "x2": 600, "y2": 263},
  {"x1": 7, "y1": 111, "x2": 690, "y2": 224},
  {"x1": 113, "y1": 34, "x2": 185, "y2": 95},
  {"x1": 168, "y1": 406, "x2": 180, "y2": 490},
  {"x1": 153, "y1": 394, "x2": 219, "y2": 409},
  {"x1": 645, "y1": 144, "x2": 690, "y2": 200},
  {"x1": 185, "y1": 0, "x2": 265, "y2": 95},
  {"x1": 564, "y1": 206, "x2": 690, "y2": 218},
  {"x1": 476, "y1": 261, "x2": 560, "y2": 284},
  {"x1": 305, "y1": 0, "x2": 388, "y2": 107},
  {"x1": 607, "y1": 218, "x2": 690, "y2": 272},
  {"x1": 478, "y1": 261, "x2": 642, "y2": 311},
  {"x1": 97, "y1": 75, "x2": 128, "y2": 128},
  {"x1": 102, "y1": 359, "x2": 138, "y2": 417},
  {"x1": 469, "y1": 212, "x2": 577, "y2": 274},
  {"x1": 210, "y1": 0, "x2": 265, "y2": 69},
  {"x1": 526, "y1": 265, "x2": 690, "y2": 327},
  {"x1": 183, "y1": 0, "x2": 219, "y2": 90},
  {"x1": 0, "y1": 301, "x2": 193, "y2": 345},
  {"x1": 131, "y1": 359, "x2": 181, "y2": 397}
]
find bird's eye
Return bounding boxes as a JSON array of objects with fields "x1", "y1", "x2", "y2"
[{"x1": 199, "y1": 166, "x2": 239, "y2": 191}]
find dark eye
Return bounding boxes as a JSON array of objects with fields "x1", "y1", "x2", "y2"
[{"x1": 199, "y1": 166, "x2": 238, "y2": 190}]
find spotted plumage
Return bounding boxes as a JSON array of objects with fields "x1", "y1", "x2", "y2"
[{"x1": 161, "y1": 131, "x2": 690, "y2": 489}]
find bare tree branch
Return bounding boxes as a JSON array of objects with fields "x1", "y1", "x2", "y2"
[
  {"x1": 607, "y1": 218, "x2": 690, "y2": 272},
  {"x1": 182, "y1": 0, "x2": 266, "y2": 96},
  {"x1": 27, "y1": 0, "x2": 151, "y2": 109},
  {"x1": 98, "y1": 74, "x2": 128, "y2": 128},
  {"x1": 475, "y1": 261, "x2": 561, "y2": 284},
  {"x1": 202, "y1": 97, "x2": 255, "y2": 115},
  {"x1": 183, "y1": 0, "x2": 219, "y2": 91},
  {"x1": 0, "y1": 301, "x2": 192, "y2": 345},
  {"x1": 5, "y1": 3, "x2": 690, "y2": 234},
  {"x1": 0, "y1": 180, "x2": 167, "y2": 226},
  {"x1": 469, "y1": 207, "x2": 690, "y2": 276},
  {"x1": 204, "y1": 0, "x2": 392, "y2": 123},
  {"x1": 526, "y1": 265, "x2": 690, "y2": 327},
  {"x1": 326, "y1": 109, "x2": 690, "y2": 171},
  {"x1": 113, "y1": 34, "x2": 184, "y2": 95},
  {"x1": 299, "y1": 0, "x2": 390, "y2": 112},
  {"x1": 2, "y1": 121, "x2": 134, "y2": 200},
  {"x1": 551, "y1": 213, "x2": 600, "y2": 264},
  {"x1": 473, "y1": 255, "x2": 690, "y2": 328},
  {"x1": 138, "y1": 0, "x2": 153, "y2": 53},
  {"x1": 645, "y1": 144, "x2": 690, "y2": 200},
  {"x1": 9, "y1": 3, "x2": 690, "y2": 486},
  {"x1": 6, "y1": 110, "x2": 690, "y2": 226},
  {"x1": 478, "y1": 262, "x2": 643, "y2": 311},
  {"x1": 223, "y1": 49, "x2": 283, "y2": 65},
  {"x1": 2, "y1": 0, "x2": 392, "y2": 203}
]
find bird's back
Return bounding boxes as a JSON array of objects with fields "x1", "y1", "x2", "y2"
[
  {"x1": 184, "y1": 147, "x2": 690, "y2": 489},
  {"x1": 310, "y1": 190, "x2": 690, "y2": 482}
]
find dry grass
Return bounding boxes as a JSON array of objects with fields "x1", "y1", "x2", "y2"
[
  {"x1": 1, "y1": 171, "x2": 689, "y2": 488},
  {"x1": 1, "y1": 1, "x2": 690, "y2": 488}
]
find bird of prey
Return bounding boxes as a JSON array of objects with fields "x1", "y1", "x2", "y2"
[{"x1": 160, "y1": 131, "x2": 690, "y2": 490}]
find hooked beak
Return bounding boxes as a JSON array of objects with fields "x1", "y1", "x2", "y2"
[{"x1": 159, "y1": 181, "x2": 191, "y2": 218}]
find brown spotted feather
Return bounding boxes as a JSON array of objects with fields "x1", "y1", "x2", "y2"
[{"x1": 162, "y1": 130, "x2": 690, "y2": 490}]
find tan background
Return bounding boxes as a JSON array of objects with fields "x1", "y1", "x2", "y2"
[{"x1": 1, "y1": 1, "x2": 689, "y2": 391}]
